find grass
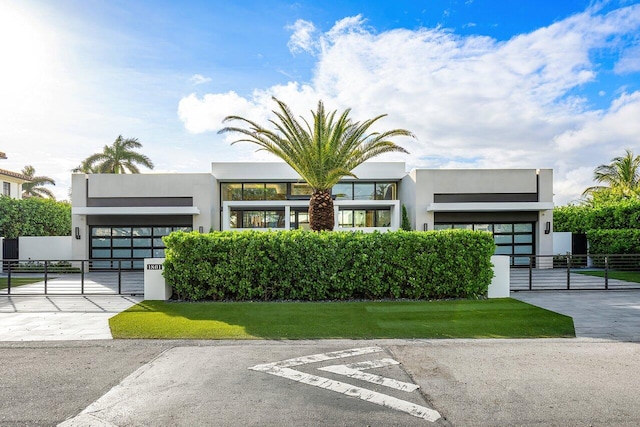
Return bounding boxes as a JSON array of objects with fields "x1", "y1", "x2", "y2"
[
  {"x1": 575, "y1": 270, "x2": 640, "y2": 283},
  {"x1": 0, "y1": 277, "x2": 44, "y2": 290},
  {"x1": 109, "y1": 299, "x2": 575, "y2": 340}
]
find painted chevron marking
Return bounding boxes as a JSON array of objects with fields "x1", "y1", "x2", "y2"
[
  {"x1": 318, "y1": 358, "x2": 420, "y2": 392},
  {"x1": 249, "y1": 347, "x2": 441, "y2": 423}
]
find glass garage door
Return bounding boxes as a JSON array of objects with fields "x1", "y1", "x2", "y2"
[
  {"x1": 434, "y1": 222, "x2": 535, "y2": 266},
  {"x1": 90, "y1": 226, "x2": 192, "y2": 270}
]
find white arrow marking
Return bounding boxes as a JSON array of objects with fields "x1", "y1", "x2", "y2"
[
  {"x1": 318, "y1": 358, "x2": 420, "y2": 392},
  {"x1": 249, "y1": 347, "x2": 441, "y2": 423}
]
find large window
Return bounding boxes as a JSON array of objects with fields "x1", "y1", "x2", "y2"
[
  {"x1": 221, "y1": 181, "x2": 398, "y2": 202},
  {"x1": 332, "y1": 182, "x2": 397, "y2": 201},
  {"x1": 435, "y1": 222, "x2": 535, "y2": 266},
  {"x1": 90, "y1": 226, "x2": 191, "y2": 269},
  {"x1": 221, "y1": 183, "x2": 287, "y2": 201},
  {"x1": 338, "y1": 208, "x2": 392, "y2": 227},
  {"x1": 230, "y1": 210, "x2": 285, "y2": 229}
]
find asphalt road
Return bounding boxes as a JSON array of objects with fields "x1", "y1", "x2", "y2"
[{"x1": 1, "y1": 339, "x2": 639, "y2": 426}]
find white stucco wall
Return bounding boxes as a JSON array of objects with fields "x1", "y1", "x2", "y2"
[
  {"x1": 553, "y1": 232, "x2": 572, "y2": 255},
  {"x1": 211, "y1": 162, "x2": 407, "y2": 181},
  {"x1": 19, "y1": 236, "x2": 72, "y2": 260}
]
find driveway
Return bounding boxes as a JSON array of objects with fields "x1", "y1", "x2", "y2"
[
  {"x1": 0, "y1": 295, "x2": 141, "y2": 340},
  {"x1": 512, "y1": 290, "x2": 640, "y2": 341}
]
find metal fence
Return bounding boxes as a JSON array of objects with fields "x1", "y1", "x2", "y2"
[
  {"x1": 510, "y1": 254, "x2": 640, "y2": 291},
  {"x1": 0, "y1": 259, "x2": 144, "y2": 296}
]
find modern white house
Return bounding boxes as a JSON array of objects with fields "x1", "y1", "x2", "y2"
[
  {"x1": 0, "y1": 168, "x2": 30, "y2": 199},
  {"x1": 70, "y1": 162, "x2": 554, "y2": 269}
]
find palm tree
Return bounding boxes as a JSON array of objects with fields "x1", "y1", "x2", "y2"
[
  {"x1": 583, "y1": 149, "x2": 640, "y2": 201},
  {"x1": 21, "y1": 165, "x2": 56, "y2": 199},
  {"x1": 79, "y1": 135, "x2": 154, "y2": 174},
  {"x1": 219, "y1": 98, "x2": 413, "y2": 231}
]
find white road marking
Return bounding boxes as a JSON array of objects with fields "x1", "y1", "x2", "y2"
[
  {"x1": 250, "y1": 346, "x2": 384, "y2": 370},
  {"x1": 249, "y1": 347, "x2": 441, "y2": 423},
  {"x1": 318, "y1": 358, "x2": 420, "y2": 392}
]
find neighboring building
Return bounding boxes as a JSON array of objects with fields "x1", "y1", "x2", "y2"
[
  {"x1": 0, "y1": 168, "x2": 30, "y2": 199},
  {"x1": 71, "y1": 162, "x2": 554, "y2": 269}
]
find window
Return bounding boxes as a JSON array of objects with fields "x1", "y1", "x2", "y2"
[
  {"x1": 338, "y1": 209, "x2": 392, "y2": 227},
  {"x1": 332, "y1": 183, "x2": 353, "y2": 200},
  {"x1": 375, "y1": 183, "x2": 396, "y2": 200},
  {"x1": 230, "y1": 210, "x2": 285, "y2": 229},
  {"x1": 331, "y1": 182, "x2": 397, "y2": 200},
  {"x1": 291, "y1": 182, "x2": 313, "y2": 196},
  {"x1": 2, "y1": 182, "x2": 10, "y2": 197},
  {"x1": 354, "y1": 183, "x2": 375, "y2": 200},
  {"x1": 221, "y1": 183, "x2": 242, "y2": 201}
]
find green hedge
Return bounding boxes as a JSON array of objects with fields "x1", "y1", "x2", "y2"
[
  {"x1": 0, "y1": 197, "x2": 71, "y2": 238},
  {"x1": 554, "y1": 200, "x2": 640, "y2": 233},
  {"x1": 586, "y1": 229, "x2": 640, "y2": 254},
  {"x1": 163, "y1": 230, "x2": 495, "y2": 301}
]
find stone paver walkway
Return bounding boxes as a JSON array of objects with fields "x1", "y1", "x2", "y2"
[
  {"x1": 0, "y1": 296, "x2": 142, "y2": 341},
  {"x1": 512, "y1": 290, "x2": 640, "y2": 341}
]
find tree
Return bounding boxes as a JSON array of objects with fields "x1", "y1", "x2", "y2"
[
  {"x1": 21, "y1": 165, "x2": 56, "y2": 199},
  {"x1": 582, "y1": 149, "x2": 640, "y2": 204},
  {"x1": 78, "y1": 135, "x2": 154, "y2": 174},
  {"x1": 220, "y1": 98, "x2": 413, "y2": 231}
]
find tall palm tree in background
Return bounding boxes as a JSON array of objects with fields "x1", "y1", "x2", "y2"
[
  {"x1": 220, "y1": 98, "x2": 413, "y2": 231},
  {"x1": 77, "y1": 135, "x2": 154, "y2": 174},
  {"x1": 21, "y1": 165, "x2": 56, "y2": 199},
  {"x1": 582, "y1": 149, "x2": 640, "y2": 203}
]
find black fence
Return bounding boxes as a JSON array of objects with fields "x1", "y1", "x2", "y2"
[
  {"x1": 510, "y1": 254, "x2": 640, "y2": 291},
  {"x1": 0, "y1": 259, "x2": 144, "y2": 296}
]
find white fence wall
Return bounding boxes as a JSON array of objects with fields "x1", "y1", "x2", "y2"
[
  {"x1": 553, "y1": 232, "x2": 572, "y2": 255},
  {"x1": 19, "y1": 236, "x2": 73, "y2": 260}
]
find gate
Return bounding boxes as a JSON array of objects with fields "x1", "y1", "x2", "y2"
[
  {"x1": 0, "y1": 259, "x2": 144, "y2": 296},
  {"x1": 2, "y1": 238, "x2": 18, "y2": 270},
  {"x1": 511, "y1": 254, "x2": 640, "y2": 291}
]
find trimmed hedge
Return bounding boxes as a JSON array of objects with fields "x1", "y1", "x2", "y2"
[
  {"x1": 554, "y1": 200, "x2": 640, "y2": 233},
  {"x1": 0, "y1": 197, "x2": 71, "y2": 238},
  {"x1": 586, "y1": 229, "x2": 640, "y2": 255},
  {"x1": 163, "y1": 230, "x2": 495, "y2": 301}
]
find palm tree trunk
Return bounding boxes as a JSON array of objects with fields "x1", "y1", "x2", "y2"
[{"x1": 309, "y1": 190, "x2": 335, "y2": 231}]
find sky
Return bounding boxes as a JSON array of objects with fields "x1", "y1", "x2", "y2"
[{"x1": 1, "y1": 0, "x2": 640, "y2": 205}]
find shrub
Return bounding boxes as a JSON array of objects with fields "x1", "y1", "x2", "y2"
[
  {"x1": 554, "y1": 200, "x2": 640, "y2": 233},
  {"x1": 586, "y1": 229, "x2": 640, "y2": 255},
  {"x1": 163, "y1": 229, "x2": 495, "y2": 301},
  {"x1": 0, "y1": 197, "x2": 71, "y2": 238}
]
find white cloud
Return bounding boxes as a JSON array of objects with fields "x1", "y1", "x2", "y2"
[
  {"x1": 615, "y1": 44, "x2": 640, "y2": 74},
  {"x1": 287, "y1": 19, "x2": 318, "y2": 54},
  {"x1": 189, "y1": 74, "x2": 212, "y2": 85},
  {"x1": 179, "y1": 4, "x2": 640, "y2": 205}
]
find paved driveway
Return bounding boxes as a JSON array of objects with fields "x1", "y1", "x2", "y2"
[
  {"x1": 512, "y1": 290, "x2": 640, "y2": 341},
  {"x1": 0, "y1": 295, "x2": 141, "y2": 340}
]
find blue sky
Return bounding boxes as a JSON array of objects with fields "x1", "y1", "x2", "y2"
[{"x1": 1, "y1": 0, "x2": 640, "y2": 204}]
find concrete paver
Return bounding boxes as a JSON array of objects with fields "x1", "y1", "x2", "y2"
[
  {"x1": 0, "y1": 296, "x2": 142, "y2": 341},
  {"x1": 512, "y1": 290, "x2": 640, "y2": 341}
]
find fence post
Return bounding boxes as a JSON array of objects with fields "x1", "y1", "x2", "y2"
[
  {"x1": 118, "y1": 260, "x2": 122, "y2": 295},
  {"x1": 7, "y1": 261, "x2": 11, "y2": 295},
  {"x1": 566, "y1": 254, "x2": 571, "y2": 290},
  {"x1": 528, "y1": 256, "x2": 533, "y2": 290},
  {"x1": 44, "y1": 260, "x2": 48, "y2": 295},
  {"x1": 81, "y1": 260, "x2": 85, "y2": 294},
  {"x1": 604, "y1": 256, "x2": 609, "y2": 290}
]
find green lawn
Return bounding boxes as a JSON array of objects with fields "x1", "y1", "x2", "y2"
[
  {"x1": 0, "y1": 277, "x2": 44, "y2": 290},
  {"x1": 575, "y1": 270, "x2": 640, "y2": 283},
  {"x1": 109, "y1": 299, "x2": 575, "y2": 340}
]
